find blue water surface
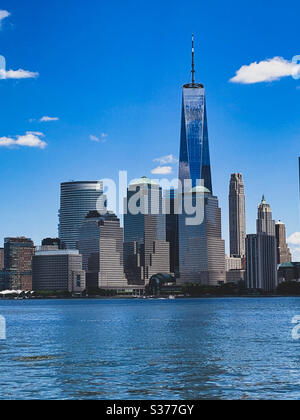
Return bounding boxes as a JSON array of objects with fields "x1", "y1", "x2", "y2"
[{"x1": 1, "y1": 298, "x2": 300, "y2": 400}]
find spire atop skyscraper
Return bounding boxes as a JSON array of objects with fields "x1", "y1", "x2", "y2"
[{"x1": 191, "y1": 34, "x2": 195, "y2": 85}]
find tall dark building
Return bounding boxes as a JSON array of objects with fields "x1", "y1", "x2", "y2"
[
  {"x1": 246, "y1": 196, "x2": 278, "y2": 292},
  {"x1": 3, "y1": 237, "x2": 35, "y2": 290},
  {"x1": 165, "y1": 189, "x2": 179, "y2": 275},
  {"x1": 229, "y1": 173, "x2": 246, "y2": 257},
  {"x1": 177, "y1": 36, "x2": 225, "y2": 285},
  {"x1": 124, "y1": 177, "x2": 170, "y2": 285},
  {"x1": 275, "y1": 221, "x2": 292, "y2": 264},
  {"x1": 59, "y1": 181, "x2": 104, "y2": 249}
]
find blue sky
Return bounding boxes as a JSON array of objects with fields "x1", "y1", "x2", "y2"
[{"x1": 0, "y1": 0, "x2": 299, "y2": 256}]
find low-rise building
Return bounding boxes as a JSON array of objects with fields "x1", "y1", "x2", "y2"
[{"x1": 32, "y1": 249, "x2": 85, "y2": 293}]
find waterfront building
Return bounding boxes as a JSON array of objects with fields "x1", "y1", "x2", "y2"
[
  {"x1": 3, "y1": 237, "x2": 35, "y2": 290},
  {"x1": 177, "y1": 37, "x2": 226, "y2": 286},
  {"x1": 275, "y1": 221, "x2": 292, "y2": 264},
  {"x1": 78, "y1": 211, "x2": 127, "y2": 289},
  {"x1": 178, "y1": 186, "x2": 226, "y2": 285},
  {"x1": 165, "y1": 189, "x2": 179, "y2": 276},
  {"x1": 229, "y1": 173, "x2": 246, "y2": 257},
  {"x1": 59, "y1": 181, "x2": 104, "y2": 249},
  {"x1": 32, "y1": 249, "x2": 85, "y2": 293},
  {"x1": 246, "y1": 197, "x2": 278, "y2": 292},
  {"x1": 124, "y1": 177, "x2": 171, "y2": 285},
  {"x1": 225, "y1": 256, "x2": 245, "y2": 284}
]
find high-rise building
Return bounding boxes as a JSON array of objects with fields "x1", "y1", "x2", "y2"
[
  {"x1": 178, "y1": 187, "x2": 226, "y2": 285},
  {"x1": 229, "y1": 173, "x2": 246, "y2": 257},
  {"x1": 3, "y1": 237, "x2": 35, "y2": 290},
  {"x1": 177, "y1": 37, "x2": 225, "y2": 285},
  {"x1": 165, "y1": 189, "x2": 179, "y2": 275},
  {"x1": 124, "y1": 177, "x2": 170, "y2": 285},
  {"x1": 32, "y1": 249, "x2": 85, "y2": 293},
  {"x1": 59, "y1": 181, "x2": 104, "y2": 249},
  {"x1": 246, "y1": 196, "x2": 278, "y2": 292},
  {"x1": 179, "y1": 35, "x2": 212, "y2": 192},
  {"x1": 275, "y1": 221, "x2": 292, "y2": 264},
  {"x1": 78, "y1": 211, "x2": 127, "y2": 289}
]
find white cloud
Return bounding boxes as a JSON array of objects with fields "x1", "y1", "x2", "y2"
[
  {"x1": 89, "y1": 133, "x2": 108, "y2": 143},
  {"x1": 151, "y1": 166, "x2": 173, "y2": 175},
  {"x1": 230, "y1": 57, "x2": 300, "y2": 84},
  {"x1": 154, "y1": 154, "x2": 178, "y2": 165},
  {"x1": 0, "y1": 10, "x2": 10, "y2": 27},
  {"x1": 288, "y1": 232, "x2": 300, "y2": 262},
  {"x1": 0, "y1": 68, "x2": 39, "y2": 80},
  {"x1": 0, "y1": 132, "x2": 47, "y2": 149},
  {"x1": 40, "y1": 116, "x2": 59, "y2": 122},
  {"x1": 288, "y1": 232, "x2": 300, "y2": 246}
]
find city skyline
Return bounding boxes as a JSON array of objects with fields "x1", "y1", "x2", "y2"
[{"x1": 0, "y1": 1, "x2": 300, "y2": 260}]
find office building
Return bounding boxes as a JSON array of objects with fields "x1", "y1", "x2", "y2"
[
  {"x1": 177, "y1": 37, "x2": 226, "y2": 285},
  {"x1": 3, "y1": 237, "x2": 35, "y2": 290},
  {"x1": 179, "y1": 35, "x2": 212, "y2": 192},
  {"x1": 275, "y1": 221, "x2": 292, "y2": 264},
  {"x1": 246, "y1": 197, "x2": 278, "y2": 292},
  {"x1": 178, "y1": 187, "x2": 226, "y2": 285},
  {"x1": 229, "y1": 173, "x2": 246, "y2": 257},
  {"x1": 165, "y1": 189, "x2": 179, "y2": 276},
  {"x1": 32, "y1": 249, "x2": 85, "y2": 293},
  {"x1": 124, "y1": 177, "x2": 170, "y2": 285},
  {"x1": 59, "y1": 181, "x2": 104, "y2": 249},
  {"x1": 78, "y1": 211, "x2": 127, "y2": 289}
]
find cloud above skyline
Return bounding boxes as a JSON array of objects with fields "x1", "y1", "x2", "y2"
[
  {"x1": 0, "y1": 68, "x2": 39, "y2": 80},
  {"x1": 0, "y1": 10, "x2": 10, "y2": 28},
  {"x1": 288, "y1": 232, "x2": 300, "y2": 261},
  {"x1": 154, "y1": 154, "x2": 178, "y2": 165},
  {"x1": 89, "y1": 133, "x2": 108, "y2": 143},
  {"x1": 230, "y1": 57, "x2": 300, "y2": 84},
  {"x1": 40, "y1": 116, "x2": 59, "y2": 122},
  {"x1": 0, "y1": 132, "x2": 47, "y2": 149},
  {"x1": 151, "y1": 166, "x2": 173, "y2": 175}
]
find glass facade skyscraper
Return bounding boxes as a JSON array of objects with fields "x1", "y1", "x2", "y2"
[
  {"x1": 177, "y1": 37, "x2": 225, "y2": 285},
  {"x1": 179, "y1": 83, "x2": 212, "y2": 192},
  {"x1": 59, "y1": 181, "x2": 104, "y2": 249}
]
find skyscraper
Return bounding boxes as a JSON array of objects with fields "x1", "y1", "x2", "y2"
[
  {"x1": 275, "y1": 221, "x2": 292, "y2": 264},
  {"x1": 165, "y1": 189, "x2": 179, "y2": 275},
  {"x1": 246, "y1": 196, "x2": 278, "y2": 292},
  {"x1": 229, "y1": 173, "x2": 246, "y2": 257},
  {"x1": 177, "y1": 36, "x2": 225, "y2": 285},
  {"x1": 179, "y1": 35, "x2": 212, "y2": 192},
  {"x1": 124, "y1": 177, "x2": 170, "y2": 285},
  {"x1": 78, "y1": 211, "x2": 127, "y2": 289},
  {"x1": 178, "y1": 187, "x2": 226, "y2": 285},
  {"x1": 59, "y1": 181, "x2": 104, "y2": 249}
]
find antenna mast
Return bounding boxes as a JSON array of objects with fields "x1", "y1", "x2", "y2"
[{"x1": 191, "y1": 34, "x2": 195, "y2": 84}]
